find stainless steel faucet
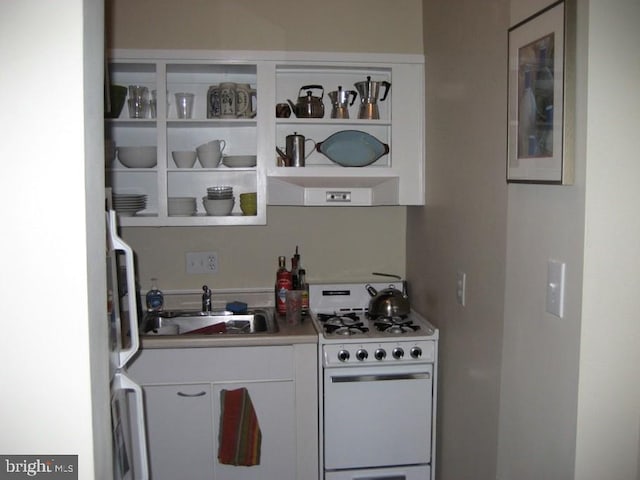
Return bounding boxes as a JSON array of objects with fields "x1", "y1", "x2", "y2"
[{"x1": 202, "y1": 285, "x2": 212, "y2": 312}]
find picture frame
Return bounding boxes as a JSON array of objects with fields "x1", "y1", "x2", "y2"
[{"x1": 507, "y1": 0, "x2": 576, "y2": 184}]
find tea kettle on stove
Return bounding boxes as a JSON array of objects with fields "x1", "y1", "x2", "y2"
[
  {"x1": 365, "y1": 273, "x2": 410, "y2": 318},
  {"x1": 354, "y1": 76, "x2": 391, "y2": 120}
]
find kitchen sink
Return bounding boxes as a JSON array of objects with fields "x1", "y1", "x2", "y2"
[{"x1": 141, "y1": 308, "x2": 278, "y2": 336}]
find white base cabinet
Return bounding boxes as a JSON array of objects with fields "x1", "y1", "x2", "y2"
[
  {"x1": 128, "y1": 344, "x2": 318, "y2": 480},
  {"x1": 143, "y1": 383, "x2": 214, "y2": 480}
]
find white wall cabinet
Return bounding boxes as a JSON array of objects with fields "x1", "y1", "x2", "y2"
[
  {"x1": 127, "y1": 344, "x2": 318, "y2": 480},
  {"x1": 268, "y1": 55, "x2": 425, "y2": 206},
  {"x1": 106, "y1": 50, "x2": 425, "y2": 226}
]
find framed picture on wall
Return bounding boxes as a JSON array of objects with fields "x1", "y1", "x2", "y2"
[{"x1": 507, "y1": 0, "x2": 576, "y2": 184}]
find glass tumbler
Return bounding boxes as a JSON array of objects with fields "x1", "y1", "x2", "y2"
[
  {"x1": 127, "y1": 85, "x2": 149, "y2": 119},
  {"x1": 175, "y1": 92, "x2": 195, "y2": 119}
]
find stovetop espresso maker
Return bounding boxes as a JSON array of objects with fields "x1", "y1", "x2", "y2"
[
  {"x1": 353, "y1": 76, "x2": 391, "y2": 120},
  {"x1": 328, "y1": 86, "x2": 357, "y2": 119}
]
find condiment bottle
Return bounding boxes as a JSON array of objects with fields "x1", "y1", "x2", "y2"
[
  {"x1": 275, "y1": 256, "x2": 292, "y2": 315},
  {"x1": 291, "y1": 255, "x2": 300, "y2": 289},
  {"x1": 291, "y1": 245, "x2": 301, "y2": 289},
  {"x1": 298, "y1": 268, "x2": 309, "y2": 316}
]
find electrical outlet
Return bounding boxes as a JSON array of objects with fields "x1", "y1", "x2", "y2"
[
  {"x1": 186, "y1": 251, "x2": 218, "y2": 274},
  {"x1": 456, "y1": 271, "x2": 466, "y2": 306}
]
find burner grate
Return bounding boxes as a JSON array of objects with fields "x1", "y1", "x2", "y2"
[
  {"x1": 317, "y1": 312, "x2": 369, "y2": 335},
  {"x1": 373, "y1": 316, "x2": 421, "y2": 334}
]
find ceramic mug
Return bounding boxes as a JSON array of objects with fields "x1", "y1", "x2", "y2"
[
  {"x1": 196, "y1": 139, "x2": 226, "y2": 168},
  {"x1": 219, "y1": 82, "x2": 237, "y2": 118},
  {"x1": 235, "y1": 83, "x2": 257, "y2": 118},
  {"x1": 207, "y1": 85, "x2": 221, "y2": 118}
]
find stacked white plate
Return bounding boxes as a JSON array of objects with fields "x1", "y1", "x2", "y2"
[
  {"x1": 113, "y1": 193, "x2": 147, "y2": 216},
  {"x1": 168, "y1": 196, "x2": 197, "y2": 216},
  {"x1": 206, "y1": 185, "x2": 234, "y2": 199}
]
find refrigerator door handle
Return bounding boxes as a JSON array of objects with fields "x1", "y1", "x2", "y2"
[
  {"x1": 107, "y1": 210, "x2": 140, "y2": 368},
  {"x1": 114, "y1": 372, "x2": 149, "y2": 480}
]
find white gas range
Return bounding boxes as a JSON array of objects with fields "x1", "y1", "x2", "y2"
[{"x1": 309, "y1": 282, "x2": 439, "y2": 480}]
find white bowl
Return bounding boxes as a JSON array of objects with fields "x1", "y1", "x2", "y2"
[
  {"x1": 222, "y1": 155, "x2": 257, "y2": 168},
  {"x1": 117, "y1": 146, "x2": 157, "y2": 168},
  {"x1": 172, "y1": 150, "x2": 197, "y2": 168},
  {"x1": 202, "y1": 197, "x2": 234, "y2": 216}
]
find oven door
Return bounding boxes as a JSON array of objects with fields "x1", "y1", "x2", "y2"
[{"x1": 323, "y1": 363, "x2": 433, "y2": 471}]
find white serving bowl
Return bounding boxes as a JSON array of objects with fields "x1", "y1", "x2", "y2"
[
  {"x1": 117, "y1": 146, "x2": 157, "y2": 168},
  {"x1": 202, "y1": 197, "x2": 234, "y2": 216},
  {"x1": 172, "y1": 150, "x2": 197, "y2": 168},
  {"x1": 222, "y1": 155, "x2": 257, "y2": 168}
]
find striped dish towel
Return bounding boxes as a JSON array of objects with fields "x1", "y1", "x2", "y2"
[{"x1": 218, "y1": 387, "x2": 262, "y2": 466}]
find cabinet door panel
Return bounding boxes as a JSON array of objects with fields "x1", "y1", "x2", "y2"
[
  {"x1": 143, "y1": 384, "x2": 214, "y2": 480},
  {"x1": 212, "y1": 381, "x2": 296, "y2": 480}
]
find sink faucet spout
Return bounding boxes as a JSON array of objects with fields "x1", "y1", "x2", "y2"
[{"x1": 202, "y1": 285, "x2": 212, "y2": 312}]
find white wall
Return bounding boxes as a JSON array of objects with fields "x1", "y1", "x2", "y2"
[
  {"x1": 0, "y1": 0, "x2": 106, "y2": 477},
  {"x1": 574, "y1": 1, "x2": 640, "y2": 478}
]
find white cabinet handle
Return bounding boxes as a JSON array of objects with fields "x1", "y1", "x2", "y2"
[
  {"x1": 113, "y1": 372, "x2": 149, "y2": 480},
  {"x1": 107, "y1": 210, "x2": 140, "y2": 368}
]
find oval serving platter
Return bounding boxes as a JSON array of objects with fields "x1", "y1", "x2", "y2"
[{"x1": 315, "y1": 130, "x2": 389, "y2": 167}]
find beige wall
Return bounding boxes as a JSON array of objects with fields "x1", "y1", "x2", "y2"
[
  {"x1": 498, "y1": 1, "x2": 640, "y2": 480},
  {"x1": 106, "y1": 0, "x2": 422, "y2": 291},
  {"x1": 409, "y1": 1, "x2": 509, "y2": 479},
  {"x1": 498, "y1": 1, "x2": 585, "y2": 478},
  {"x1": 108, "y1": 0, "x2": 423, "y2": 53}
]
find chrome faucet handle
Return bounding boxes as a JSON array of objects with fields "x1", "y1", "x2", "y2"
[{"x1": 202, "y1": 285, "x2": 212, "y2": 312}]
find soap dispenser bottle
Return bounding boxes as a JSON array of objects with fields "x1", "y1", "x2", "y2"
[{"x1": 145, "y1": 277, "x2": 164, "y2": 312}]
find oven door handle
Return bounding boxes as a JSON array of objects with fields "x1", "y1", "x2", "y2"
[{"x1": 331, "y1": 372, "x2": 431, "y2": 383}]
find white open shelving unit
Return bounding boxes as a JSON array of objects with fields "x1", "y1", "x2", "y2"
[{"x1": 106, "y1": 50, "x2": 425, "y2": 226}]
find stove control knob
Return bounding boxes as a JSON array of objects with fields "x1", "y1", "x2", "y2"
[
  {"x1": 392, "y1": 347, "x2": 405, "y2": 359},
  {"x1": 337, "y1": 350, "x2": 350, "y2": 362},
  {"x1": 374, "y1": 348, "x2": 386, "y2": 361},
  {"x1": 355, "y1": 349, "x2": 368, "y2": 361},
  {"x1": 410, "y1": 346, "x2": 423, "y2": 359}
]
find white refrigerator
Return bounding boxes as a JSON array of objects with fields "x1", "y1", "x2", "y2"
[{"x1": 107, "y1": 209, "x2": 149, "y2": 480}]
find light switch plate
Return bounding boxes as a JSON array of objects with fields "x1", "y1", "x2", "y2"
[
  {"x1": 546, "y1": 260, "x2": 565, "y2": 318},
  {"x1": 456, "y1": 271, "x2": 466, "y2": 306}
]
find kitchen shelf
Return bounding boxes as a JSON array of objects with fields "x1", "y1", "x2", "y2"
[
  {"x1": 106, "y1": 51, "x2": 264, "y2": 227},
  {"x1": 105, "y1": 50, "x2": 425, "y2": 225},
  {"x1": 269, "y1": 55, "x2": 424, "y2": 206}
]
